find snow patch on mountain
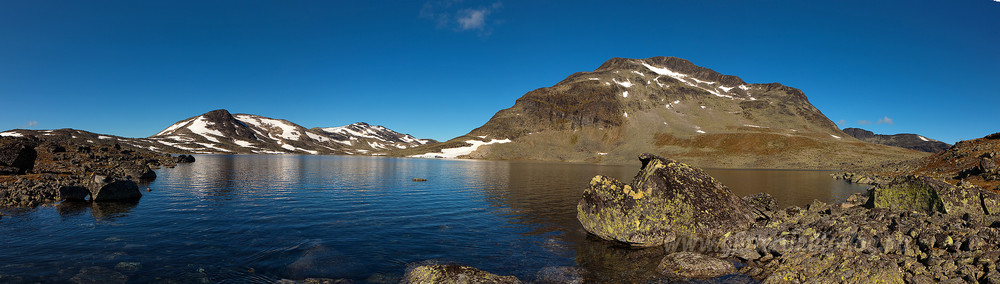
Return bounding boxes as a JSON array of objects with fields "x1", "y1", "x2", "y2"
[
  {"x1": 613, "y1": 78, "x2": 633, "y2": 88},
  {"x1": 409, "y1": 139, "x2": 511, "y2": 159},
  {"x1": 234, "y1": 115, "x2": 301, "y2": 141}
]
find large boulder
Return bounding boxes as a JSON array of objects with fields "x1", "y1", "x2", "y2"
[
  {"x1": 401, "y1": 264, "x2": 520, "y2": 284},
  {"x1": 868, "y1": 175, "x2": 999, "y2": 216},
  {"x1": 0, "y1": 138, "x2": 38, "y2": 175},
  {"x1": 577, "y1": 154, "x2": 756, "y2": 247},
  {"x1": 89, "y1": 175, "x2": 142, "y2": 202}
]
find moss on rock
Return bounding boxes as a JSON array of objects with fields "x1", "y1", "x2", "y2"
[{"x1": 577, "y1": 153, "x2": 755, "y2": 247}]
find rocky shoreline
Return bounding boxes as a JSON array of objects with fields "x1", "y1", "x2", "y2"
[
  {"x1": 0, "y1": 134, "x2": 194, "y2": 209},
  {"x1": 837, "y1": 132, "x2": 1000, "y2": 193},
  {"x1": 401, "y1": 154, "x2": 1000, "y2": 283}
]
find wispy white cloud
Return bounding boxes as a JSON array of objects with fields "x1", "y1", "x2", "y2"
[
  {"x1": 420, "y1": 1, "x2": 502, "y2": 35},
  {"x1": 457, "y1": 9, "x2": 487, "y2": 30},
  {"x1": 877, "y1": 116, "x2": 894, "y2": 125},
  {"x1": 857, "y1": 120, "x2": 872, "y2": 125},
  {"x1": 837, "y1": 119, "x2": 846, "y2": 126},
  {"x1": 21, "y1": 120, "x2": 37, "y2": 128}
]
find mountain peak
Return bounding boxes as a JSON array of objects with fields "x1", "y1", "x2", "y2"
[
  {"x1": 400, "y1": 55, "x2": 925, "y2": 168},
  {"x1": 594, "y1": 57, "x2": 747, "y2": 87}
]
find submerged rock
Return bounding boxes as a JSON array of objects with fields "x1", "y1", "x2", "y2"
[
  {"x1": 534, "y1": 266, "x2": 584, "y2": 284},
  {"x1": 401, "y1": 264, "x2": 520, "y2": 284},
  {"x1": 69, "y1": 266, "x2": 127, "y2": 284},
  {"x1": 657, "y1": 252, "x2": 736, "y2": 279},
  {"x1": 577, "y1": 153, "x2": 755, "y2": 247},
  {"x1": 868, "y1": 175, "x2": 999, "y2": 216}
]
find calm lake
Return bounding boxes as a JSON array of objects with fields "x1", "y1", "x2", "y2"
[{"x1": 0, "y1": 155, "x2": 868, "y2": 283}]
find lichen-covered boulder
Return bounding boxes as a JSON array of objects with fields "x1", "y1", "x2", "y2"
[
  {"x1": 657, "y1": 252, "x2": 736, "y2": 279},
  {"x1": 577, "y1": 154, "x2": 756, "y2": 247},
  {"x1": 868, "y1": 175, "x2": 999, "y2": 216},
  {"x1": 401, "y1": 264, "x2": 520, "y2": 284}
]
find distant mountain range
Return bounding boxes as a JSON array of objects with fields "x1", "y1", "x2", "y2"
[
  {"x1": 842, "y1": 128, "x2": 951, "y2": 153},
  {"x1": 1, "y1": 56, "x2": 935, "y2": 168},
  {"x1": 0, "y1": 109, "x2": 435, "y2": 155},
  {"x1": 397, "y1": 56, "x2": 927, "y2": 169}
]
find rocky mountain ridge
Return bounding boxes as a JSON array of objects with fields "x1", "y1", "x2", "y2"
[
  {"x1": 850, "y1": 132, "x2": 1000, "y2": 191},
  {"x1": 843, "y1": 128, "x2": 951, "y2": 153},
  {"x1": 1, "y1": 109, "x2": 436, "y2": 156},
  {"x1": 398, "y1": 56, "x2": 926, "y2": 169}
]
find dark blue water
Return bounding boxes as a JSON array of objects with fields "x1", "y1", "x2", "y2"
[{"x1": 0, "y1": 155, "x2": 867, "y2": 283}]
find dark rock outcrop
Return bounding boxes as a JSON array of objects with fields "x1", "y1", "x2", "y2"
[
  {"x1": 1, "y1": 131, "x2": 186, "y2": 208},
  {"x1": 401, "y1": 264, "x2": 520, "y2": 284},
  {"x1": 657, "y1": 252, "x2": 736, "y2": 279},
  {"x1": 0, "y1": 137, "x2": 38, "y2": 174},
  {"x1": 175, "y1": 154, "x2": 196, "y2": 163},
  {"x1": 59, "y1": 186, "x2": 90, "y2": 201},
  {"x1": 89, "y1": 176, "x2": 142, "y2": 202},
  {"x1": 577, "y1": 154, "x2": 755, "y2": 247}
]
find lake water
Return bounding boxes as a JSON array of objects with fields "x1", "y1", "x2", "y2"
[{"x1": 0, "y1": 155, "x2": 868, "y2": 283}]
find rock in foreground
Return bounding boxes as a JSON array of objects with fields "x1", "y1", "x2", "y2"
[
  {"x1": 657, "y1": 252, "x2": 736, "y2": 279},
  {"x1": 577, "y1": 153, "x2": 755, "y2": 247},
  {"x1": 401, "y1": 264, "x2": 520, "y2": 284}
]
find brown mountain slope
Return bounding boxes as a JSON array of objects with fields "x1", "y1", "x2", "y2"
[
  {"x1": 859, "y1": 132, "x2": 1000, "y2": 190},
  {"x1": 399, "y1": 56, "x2": 926, "y2": 169}
]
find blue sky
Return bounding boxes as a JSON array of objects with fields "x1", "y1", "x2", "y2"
[{"x1": 1, "y1": 1, "x2": 997, "y2": 144}]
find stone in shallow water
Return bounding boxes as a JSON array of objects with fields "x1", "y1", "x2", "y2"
[
  {"x1": 114, "y1": 262, "x2": 141, "y2": 274},
  {"x1": 401, "y1": 264, "x2": 520, "y2": 284},
  {"x1": 657, "y1": 252, "x2": 736, "y2": 279},
  {"x1": 535, "y1": 266, "x2": 584, "y2": 284},
  {"x1": 69, "y1": 266, "x2": 127, "y2": 284},
  {"x1": 577, "y1": 153, "x2": 755, "y2": 247}
]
